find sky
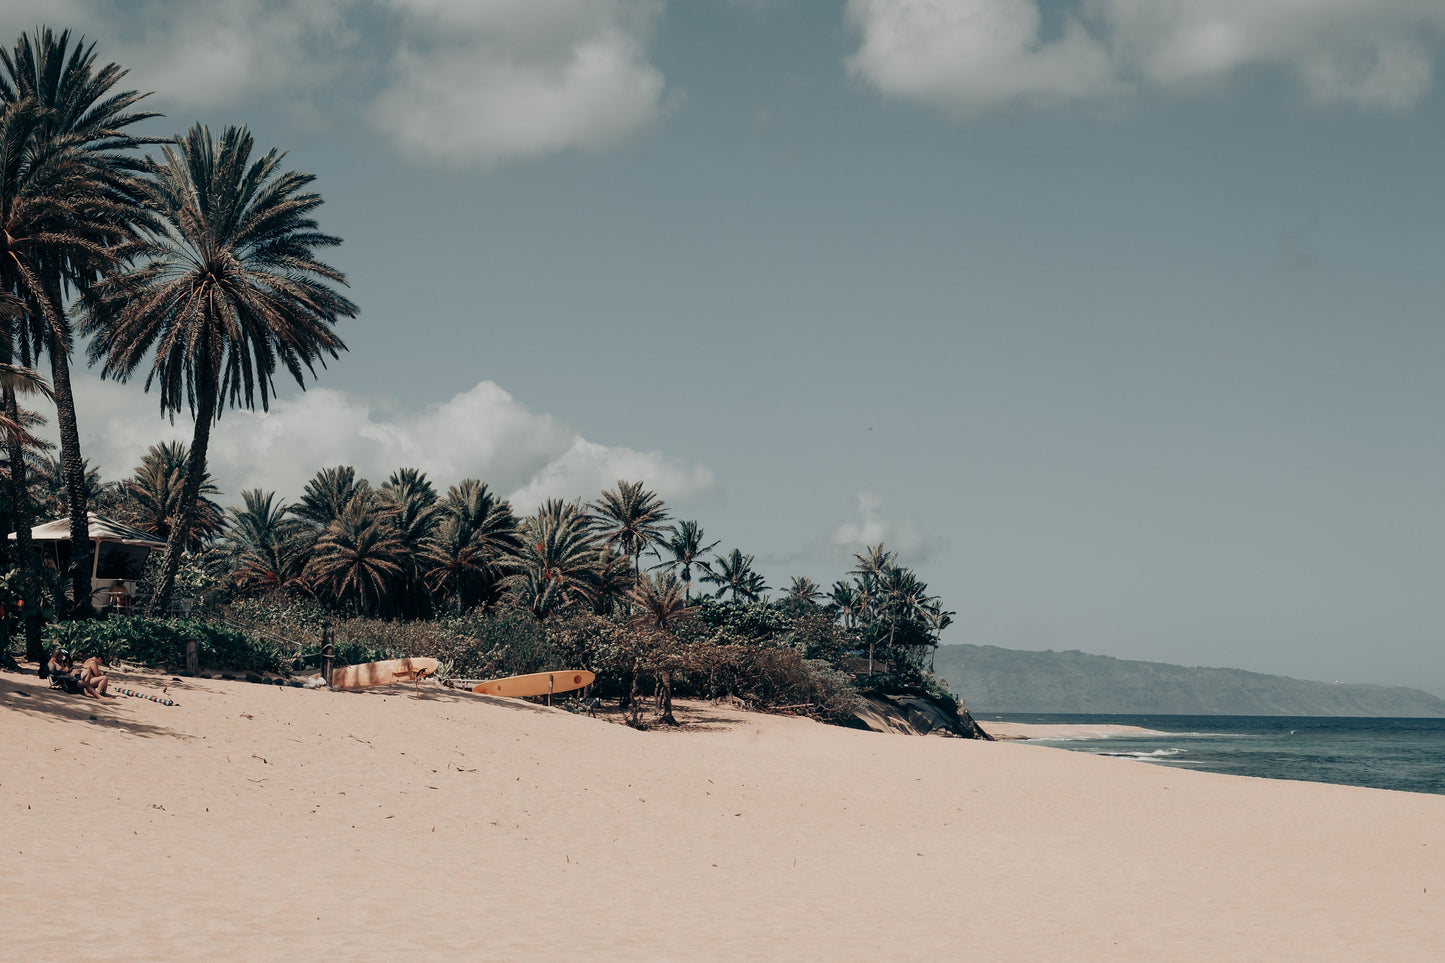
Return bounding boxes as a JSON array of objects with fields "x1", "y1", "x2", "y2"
[{"x1": 5, "y1": 1, "x2": 1445, "y2": 694}]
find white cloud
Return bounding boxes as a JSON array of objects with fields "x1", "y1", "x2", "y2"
[
  {"x1": 1096, "y1": 0, "x2": 1445, "y2": 111},
  {"x1": 0, "y1": 0, "x2": 362, "y2": 111},
  {"x1": 830, "y1": 491, "x2": 931, "y2": 558},
  {"x1": 0, "y1": 0, "x2": 667, "y2": 166},
  {"x1": 845, "y1": 0, "x2": 1116, "y2": 114},
  {"x1": 47, "y1": 377, "x2": 716, "y2": 515},
  {"x1": 846, "y1": 0, "x2": 1445, "y2": 114},
  {"x1": 368, "y1": 0, "x2": 667, "y2": 166}
]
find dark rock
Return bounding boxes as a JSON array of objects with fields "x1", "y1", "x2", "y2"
[{"x1": 244, "y1": 672, "x2": 263, "y2": 685}]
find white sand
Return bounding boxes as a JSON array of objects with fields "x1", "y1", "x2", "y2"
[{"x1": 4, "y1": 667, "x2": 1444, "y2": 961}]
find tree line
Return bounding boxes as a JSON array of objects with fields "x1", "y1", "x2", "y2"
[
  {"x1": 0, "y1": 27, "x2": 956, "y2": 700},
  {"x1": 0, "y1": 27, "x2": 353, "y2": 664}
]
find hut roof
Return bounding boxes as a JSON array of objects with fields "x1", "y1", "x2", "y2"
[{"x1": 10, "y1": 512, "x2": 168, "y2": 548}]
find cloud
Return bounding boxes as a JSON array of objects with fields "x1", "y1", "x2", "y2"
[
  {"x1": 45, "y1": 377, "x2": 716, "y2": 515},
  {"x1": 767, "y1": 491, "x2": 942, "y2": 573},
  {"x1": 368, "y1": 0, "x2": 667, "y2": 166},
  {"x1": 1097, "y1": 0, "x2": 1445, "y2": 111},
  {"x1": 0, "y1": 0, "x2": 362, "y2": 111},
  {"x1": 0, "y1": 0, "x2": 667, "y2": 166},
  {"x1": 829, "y1": 491, "x2": 938, "y2": 561},
  {"x1": 845, "y1": 0, "x2": 1117, "y2": 114},
  {"x1": 846, "y1": 0, "x2": 1445, "y2": 114}
]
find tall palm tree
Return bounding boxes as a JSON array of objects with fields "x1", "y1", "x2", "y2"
[
  {"x1": 2, "y1": 29, "x2": 157, "y2": 614},
  {"x1": 0, "y1": 353, "x2": 53, "y2": 661},
  {"x1": 221, "y1": 488, "x2": 308, "y2": 592},
  {"x1": 649, "y1": 518, "x2": 718, "y2": 599},
  {"x1": 83, "y1": 123, "x2": 355, "y2": 615},
  {"x1": 700, "y1": 548, "x2": 767, "y2": 603},
  {"x1": 303, "y1": 491, "x2": 403, "y2": 615},
  {"x1": 116, "y1": 440, "x2": 223, "y2": 549},
  {"x1": 591, "y1": 479, "x2": 670, "y2": 576}
]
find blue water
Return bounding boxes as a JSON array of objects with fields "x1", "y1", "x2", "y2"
[{"x1": 980, "y1": 713, "x2": 1445, "y2": 796}]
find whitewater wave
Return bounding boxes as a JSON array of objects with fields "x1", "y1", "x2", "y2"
[{"x1": 1098, "y1": 748, "x2": 1188, "y2": 760}]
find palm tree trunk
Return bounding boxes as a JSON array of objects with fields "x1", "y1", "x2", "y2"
[
  {"x1": 2, "y1": 383, "x2": 43, "y2": 662},
  {"x1": 145, "y1": 363, "x2": 218, "y2": 618},
  {"x1": 45, "y1": 328, "x2": 92, "y2": 617}
]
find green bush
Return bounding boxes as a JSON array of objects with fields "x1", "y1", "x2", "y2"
[{"x1": 42, "y1": 616, "x2": 283, "y2": 673}]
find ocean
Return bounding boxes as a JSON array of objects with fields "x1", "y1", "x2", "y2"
[{"x1": 979, "y1": 713, "x2": 1445, "y2": 796}]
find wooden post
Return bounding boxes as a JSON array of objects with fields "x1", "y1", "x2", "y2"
[
  {"x1": 320, "y1": 624, "x2": 334, "y2": 686},
  {"x1": 184, "y1": 638, "x2": 199, "y2": 676}
]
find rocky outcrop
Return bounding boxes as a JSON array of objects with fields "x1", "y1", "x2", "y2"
[{"x1": 846, "y1": 688, "x2": 993, "y2": 739}]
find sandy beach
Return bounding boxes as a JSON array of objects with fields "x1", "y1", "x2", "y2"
[{"x1": 4, "y1": 666, "x2": 1443, "y2": 961}]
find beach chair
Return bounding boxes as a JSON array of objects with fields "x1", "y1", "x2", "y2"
[{"x1": 49, "y1": 673, "x2": 84, "y2": 695}]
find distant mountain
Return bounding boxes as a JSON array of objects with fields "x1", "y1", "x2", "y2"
[{"x1": 933, "y1": 644, "x2": 1445, "y2": 717}]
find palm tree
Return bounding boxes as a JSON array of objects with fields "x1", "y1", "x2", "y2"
[
  {"x1": 589, "y1": 547, "x2": 637, "y2": 616},
  {"x1": 0, "y1": 361, "x2": 51, "y2": 456},
  {"x1": 0, "y1": 353, "x2": 52, "y2": 661},
  {"x1": 782, "y1": 575, "x2": 823, "y2": 616},
  {"x1": 27, "y1": 452, "x2": 113, "y2": 520},
  {"x1": 116, "y1": 441, "x2": 224, "y2": 549},
  {"x1": 377, "y1": 467, "x2": 442, "y2": 615},
  {"x1": 700, "y1": 548, "x2": 767, "y2": 603},
  {"x1": 420, "y1": 479, "x2": 519, "y2": 612},
  {"x1": 827, "y1": 580, "x2": 859, "y2": 629},
  {"x1": 83, "y1": 123, "x2": 355, "y2": 615},
  {"x1": 294, "y1": 465, "x2": 366, "y2": 530},
  {"x1": 2, "y1": 29, "x2": 157, "y2": 614},
  {"x1": 303, "y1": 492, "x2": 403, "y2": 615},
  {"x1": 922, "y1": 598, "x2": 954, "y2": 672},
  {"x1": 649, "y1": 519, "x2": 718, "y2": 599},
  {"x1": 504, "y1": 498, "x2": 599, "y2": 619},
  {"x1": 221, "y1": 488, "x2": 308, "y2": 592},
  {"x1": 627, "y1": 571, "x2": 698, "y2": 726},
  {"x1": 591, "y1": 479, "x2": 670, "y2": 576}
]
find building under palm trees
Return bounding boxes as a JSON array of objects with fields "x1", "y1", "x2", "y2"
[{"x1": 8, "y1": 512, "x2": 166, "y2": 610}]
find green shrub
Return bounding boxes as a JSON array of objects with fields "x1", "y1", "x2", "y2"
[{"x1": 43, "y1": 616, "x2": 283, "y2": 673}]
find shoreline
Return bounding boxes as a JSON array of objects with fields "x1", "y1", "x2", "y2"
[
  {"x1": 979, "y1": 721, "x2": 1170, "y2": 741},
  {"x1": 5, "y1": 668, "x2": 1444, "y2": 959}
]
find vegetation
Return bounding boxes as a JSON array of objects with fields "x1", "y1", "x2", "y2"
[{"x1": 0, "y1": 24, "x2": 961, "y2": 730}]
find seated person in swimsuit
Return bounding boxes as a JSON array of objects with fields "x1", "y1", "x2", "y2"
[
  {"x1": 48, "y1": 647, "x2": 74, "y2": 678},
  {"x1": 47, "y1": 648, "x2": 85, "y2": 694},
  {"x1": 78, "y1": 654, "x2": 111, "y2": 698}
]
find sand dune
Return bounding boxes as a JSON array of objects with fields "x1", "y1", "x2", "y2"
[{"x1": 4, "y1": 666, "x2": 1443, "y2": 961}]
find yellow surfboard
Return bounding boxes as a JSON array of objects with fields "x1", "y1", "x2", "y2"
[
  {"x1": 330, "y1": 657, "x2": 439, "y2": 690},
  {"x1": 472, "y1": 670, "x2": 595, "y2": 698}
]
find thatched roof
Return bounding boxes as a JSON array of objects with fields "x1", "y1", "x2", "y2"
[{"x1": 9, "y1": 512, "x2": 167, "y2": 548}]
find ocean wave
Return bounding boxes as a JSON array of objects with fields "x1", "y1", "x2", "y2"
[{"x1": 1097, "y1": 748, "x2": 1188, "y2": 760}]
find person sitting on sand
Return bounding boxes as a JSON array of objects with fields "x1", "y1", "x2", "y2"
[{"x1": 78, "y1": 654, "x2": 111, "y2": 699}]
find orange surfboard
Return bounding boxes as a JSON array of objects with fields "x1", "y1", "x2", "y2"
[
  {"x1": 330, "y1": 657, "x2": 439, "y2": 690},
  {"x1": 472, "y1": 670, "x2": 595, "y2": 698}
]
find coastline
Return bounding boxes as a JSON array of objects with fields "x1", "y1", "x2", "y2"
[
  {"x1": 979, "y1": 721, "x2": 1169, "y2": 740},
  {"x1": 5, "y1": 668, "x2": 1444, "y2": 960}
]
